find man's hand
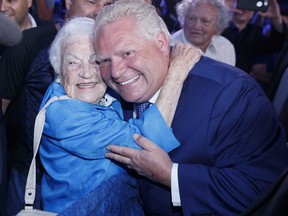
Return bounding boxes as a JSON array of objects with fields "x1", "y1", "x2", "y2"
[
  {"x1": 106, "y1": 134, "x2": 173, "y2": 187},
  {"x1": 259, "y1": 0, "x2": 283, "y2": 32}
]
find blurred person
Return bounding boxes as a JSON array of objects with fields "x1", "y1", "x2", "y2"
[
  {"x1": 93, "y1": 0, "x2": 288, "y2": 215},
  {"x1": 34, "y1": 0, "x2": 55, "y2": 21},
  {"x1": 0, "y1": 1, "x2": 59, "y2": 215},
  {"x1": 65, "y1": 0, "x2": 113, "y2": 20},
  {"x1": 222, "y1": 0, "x2": 286, "y2": 73},
  {"x1": 0, "y1": 0, "x2": 37, "y2": 31},
  {"x1": 0, "y1": 10, "x2": 22, "y2": 216},
  {"x1": 266, "y1": 34, "x2": 288, "y2": 116},
  {"x1": 160, "y1": 0, "x2": 181, "y2": 33},
  {"x1": 249, "y1": 0, "x2": 288, "y2": 89},
  {"x1": 33, "y1": 0, "x2": 65, "y2": 22},
  {"x1": 172, "y1": 0, "x2": 236, "y2": 66},
  {"x1": 0, "y1": 13, "x2": 22, "y2": 46}
]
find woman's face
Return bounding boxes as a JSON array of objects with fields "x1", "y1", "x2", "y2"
[
  {"x1": 183, "y1": 2, "x2": 218, "y2": 52},
  {"x1": 61, "y1": 35, "x2": 107, "y2": 104}
]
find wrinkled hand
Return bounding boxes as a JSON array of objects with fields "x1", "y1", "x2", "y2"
[
  {"x1": 169, "y1": 42, "x2": 202, "y2": 80},
  {"x1": 106, "y1": 134, "x2": 173, "y2": 187}
]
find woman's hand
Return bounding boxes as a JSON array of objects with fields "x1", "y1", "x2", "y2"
[{"x1": 169, "y1": 42, "x2": 202, "y2": 81}]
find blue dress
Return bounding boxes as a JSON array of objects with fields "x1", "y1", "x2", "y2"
[{"x1": 40, "y1": 81, "x2": 180, "y2": 213}]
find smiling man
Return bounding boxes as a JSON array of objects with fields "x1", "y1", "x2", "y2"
[{"x1": 93, "y1": 1, "x2": 288, "y2": 215}]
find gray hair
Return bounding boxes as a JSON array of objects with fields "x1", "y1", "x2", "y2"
[
  {"x1": 49, "y1": 17, "x2": 95, "y2": 76},
  {"x1": 176, "y1": 0, "x2": 231, "y2": 34},
  {"x1": 93, "y1": 0, "x2": 171, "y2": 43}
]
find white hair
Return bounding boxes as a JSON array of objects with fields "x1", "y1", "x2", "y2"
[
  {"x1": 93, "y1": 0, "x2": 171, "y2": 43},
  {"x1": 176, "y1": 0, "x2": 231, "y2": 34},
  {"x1": 49, "y1": 17, "x2": 95, "y2": 76}
]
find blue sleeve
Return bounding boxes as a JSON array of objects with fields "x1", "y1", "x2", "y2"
[
  {"x1": 43, "y1": 100, "x2": 179, "y2": 160},
  {"x1": 129, "y1": 104, "x2": 180, "y2": 153}
]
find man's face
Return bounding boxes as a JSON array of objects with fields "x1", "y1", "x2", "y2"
[
  {"x1": 232, "y1": 9, "x2": 254, "y2": 25},
  {"x1": 65, "y1": 0, "x2": 114, "y2": 19},
  {"x1": 225, "y1": 0, "x2": 254, "y2": 25},
  {"x1": 94, "y1": 17, "x2": 170, "y2": 103},
  {"x1": 183, "y1": 3, "x2": 217, "y2": 52},
  {"x1": 61, "y1": 35, "x2": 107, "y2": 104},
  {"x1": 0, "y1": 0, "x2": 31, "y2": 26}
]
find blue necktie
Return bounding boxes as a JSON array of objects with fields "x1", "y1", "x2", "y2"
[{"x1": 134, "y1": 102, "x2": 151, "y2": 118}]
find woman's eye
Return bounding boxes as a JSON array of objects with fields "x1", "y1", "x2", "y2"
[
  {"x1": 66, "y1": 60, "x2": 80, "y2": 69},
  {"x1": 68, "y1": 61, "x2": 78, "y2": 66}
]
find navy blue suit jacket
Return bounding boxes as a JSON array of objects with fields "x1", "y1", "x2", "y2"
[{"x1": 126, "y1": 56, "x2": 288, "y2": 215}]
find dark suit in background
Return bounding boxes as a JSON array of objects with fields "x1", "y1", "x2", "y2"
[
  {"x1": 0, "y1": 97, "x2": 7, "y2": 216},
  {"x1": 266, "y1": 36, "x2": 288, "y2": 101}
]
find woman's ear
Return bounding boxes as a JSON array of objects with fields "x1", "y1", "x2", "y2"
[{"x1": 155, "y1": 32, "x2": 170, "y2": 57}]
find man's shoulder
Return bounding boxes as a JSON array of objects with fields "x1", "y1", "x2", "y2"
[
  {"x1": 185, "y1": 56, "x2": 260, "y2": 94},
  {"x1": 23, "y1": 22, "x2": 57, "y2": 38},
  {"x1": 190, "y1": 56, "x2": 249, "y2": 85}
]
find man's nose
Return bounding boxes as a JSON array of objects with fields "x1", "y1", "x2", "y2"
[
  {"x1": 110, "y1": 57, "x2": 126, "y2": 79},
  {"x1": 1, "y1": 1, "x2": 9, "y2": 12}
]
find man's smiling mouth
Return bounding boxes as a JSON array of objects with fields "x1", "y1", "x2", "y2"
[{"x1": 118, "y1": 75, "x2": 140, "y2": 85}]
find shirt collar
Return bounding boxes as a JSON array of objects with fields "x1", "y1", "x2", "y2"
[
  {"x1": 148, "y1": 88, "x2": 161, "y2": 104},
  {"x1": 99, "y1": 93, "x2": 117, "y2": 106},
  {"x1": 28, "y1": 13, "x2": 37, "y2": 28}
]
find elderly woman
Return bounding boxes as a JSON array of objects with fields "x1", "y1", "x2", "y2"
[
  {"x1": 171, "y1": 0, "x2": 236, "y2": 66},
  {"x1": 39, "y1": 17, "x2": 201, "y2": 213}
]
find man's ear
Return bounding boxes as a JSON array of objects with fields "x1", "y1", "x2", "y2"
[
  {"x1": 27, "y1": 0, "x2": 33, "y2": 8},
  {"x1": 155, "y1": 32, "x2": 170, "y2": 56}
]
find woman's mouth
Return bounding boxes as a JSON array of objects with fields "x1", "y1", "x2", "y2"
[{"x1": 76, "y1": 82, "x2": 97, "y2": 88}]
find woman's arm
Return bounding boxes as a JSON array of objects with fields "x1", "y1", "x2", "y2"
[{"x1": 156, "y1": 43, "x2": 201, "y2": 126}]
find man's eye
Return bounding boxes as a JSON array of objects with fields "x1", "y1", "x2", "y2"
[
  {"x1": 123, "y1": 50, "x2": 135, "y2": 58},
  {"x1": 88, "y1": 0, "x2": 96, "y2": 5},
  {"x1": 96, "y1": 59, "x2": 111, "y2": 66}
]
